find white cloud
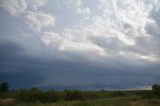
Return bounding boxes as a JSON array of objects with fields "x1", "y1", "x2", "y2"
[
  {"x1": 26, "y1": 11, "x2": 55, "y2": 31},
  {"x1": 29, "y1": 0, "x2": 47, "y2": 10},
  {"x1": 45, "y1": 0, "x2": 159, "y2": 62},
  {"x1": 0, "y1": 0, "x2": 27, "y2": 16},
  {"x1": 76, "y1": 8, "x2": 90, "y2": 15},
  {"x1": 63, "y1": 0, "x2": 91, "y2": 16},
  {"x1": 65, "y1": 0, "x2": 82, "y2": 8},
  {"x1": 41, "y1": 31, "x2": 106, "y2": 56},
  {"x1": 119, "y1": 51, "x2": 158, "y2": 62},
  {"x1": 2, "y1": 0, "x2": 159, "y2": 62},
  {"x1": 0, "y1": 0, "x2": 47, "y2": 16}
]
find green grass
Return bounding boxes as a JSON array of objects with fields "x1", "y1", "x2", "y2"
[
  {"x1": 0, "y1": 90, "x2": 160, "y2": 106},
  {"x1": 2, "y1": 97, "x2": 160, "y2": 106}
]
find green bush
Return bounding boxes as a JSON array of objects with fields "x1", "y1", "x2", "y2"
[
  {"x1": 64, "y1": 90, "x2": 85, "y2": 101},
  {"x1": 17, "y1": 88, "x2": 63, "y2": 103},
  {"x1": 40, "y1": 90, "x2": 63, "y2": 103},
  {"x1": 152, "y1": 84, "x2": 160, "y2": 91},
  {"x1": 17, "y1": 88, "x2": 43, "y2": 102},
  {"x1": 0, "y1": 82, "x2": 9, "y2": 92}
]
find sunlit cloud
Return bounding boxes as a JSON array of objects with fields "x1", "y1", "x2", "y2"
[
  {"x1": 41, "y1": 31, "x2": 106, "y2": 56},
  {"x1": 26, "y1": 11, "x2": 55, "y2": 31}
]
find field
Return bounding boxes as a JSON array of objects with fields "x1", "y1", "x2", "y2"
[{"x1": 0, "y1": 89, "x2": 160, "y2": 106}]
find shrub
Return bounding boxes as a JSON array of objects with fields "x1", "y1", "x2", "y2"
[
  {"x1": 152, "y1": 84, "x2": 160, "y2": 91},
  {"x1": 17, "y1": 88, "x2": 63, "y2": 103},
  {"x1": 64, "y1": 90, "x2": 85, "y2": 101},
  {"x1": 40, "y1": 90, "x2": 63, "y2": 103},
  {"x1": 0, "y1": 82, "x2": 9, "y2": 92},
  {"x1": 17, "y1": 88, "x2": 43, "y2": 102}
]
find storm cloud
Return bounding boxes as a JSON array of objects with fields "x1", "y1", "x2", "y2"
[{"x1": 0, "y1": 0, "x2": 160, "y2": 90}]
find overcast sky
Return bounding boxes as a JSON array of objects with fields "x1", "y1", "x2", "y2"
[{"x1": 0, "y1": 0, "x2": 160, "y2": 90}]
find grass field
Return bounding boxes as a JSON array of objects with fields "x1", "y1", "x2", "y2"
[
  {"x1": 5, "y1": 97, "x2": 160, "y2": 106},
  {"x1": 0, "y1": 90, "x2": 160, "y2": 106}
]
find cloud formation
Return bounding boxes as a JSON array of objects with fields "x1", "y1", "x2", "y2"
[
  {"x1": 65, "y1": 0, "x2": 82, "y2": 7},
  {"x1": 40, "y1": 0, "x2": 160, "y2": 63},
  {"x1": 26, "y1": 11, "x2": 55, "y2": 31},
  {"x1": 0, "y1": 0, "x2": 55, "y2": 32},
  {"x1": 0, "y1": 0, "x2": 160, "y2": 89},
  {"x1": 0, "y1": 0, "x2": 27, "y2": 16},
  {"x1": 30, "y1": 0, "x2": 47, "y2": 10},
  {"x1": 0, "y1": 0, "x2": 47, "y2": 16},
  {"x1": 41, "y1": 31, "x2": 106, "y2": 56},
  {"x1": 76, "y1": 8, "x2": 90, "y2": 15}
]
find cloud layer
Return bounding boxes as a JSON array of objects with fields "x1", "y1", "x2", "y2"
[{"x1": 0, "y1": 0, "x2": 160, "y2": 90}]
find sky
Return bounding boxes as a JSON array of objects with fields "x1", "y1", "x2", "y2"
[{"x1": 0, "y1": 0, "x2": 160, "y2": 90}]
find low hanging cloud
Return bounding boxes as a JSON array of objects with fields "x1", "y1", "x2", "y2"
[{"x1": 26, "y1": 11, "x2": 55, "y2": 31}]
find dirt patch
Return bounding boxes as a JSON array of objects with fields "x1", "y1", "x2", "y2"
[{"x1": 0, "y1": 98, "x2": 16, "y2": 105}]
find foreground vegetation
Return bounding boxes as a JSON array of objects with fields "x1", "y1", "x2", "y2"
[
  {"x1": 0, "y1": 83, "x2": 160, "y2": 106},
  {"x1": 1, "y1": 97, "x2": 160, "y2": 106},
  {"x1": 0, "y1": 89, "x2": 160, "y2": 106}
]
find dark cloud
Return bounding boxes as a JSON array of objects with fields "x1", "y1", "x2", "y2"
[{"x1": 0, "y1": 41, "x2": 160, "y2": 90}]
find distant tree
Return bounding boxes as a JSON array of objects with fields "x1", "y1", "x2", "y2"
[
  {"x1": 0, "y1": 82, "x2": 9, "y2": 92},
  {"x1": 152, "y1": 84, "x2": 160, "y2": 90}
]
